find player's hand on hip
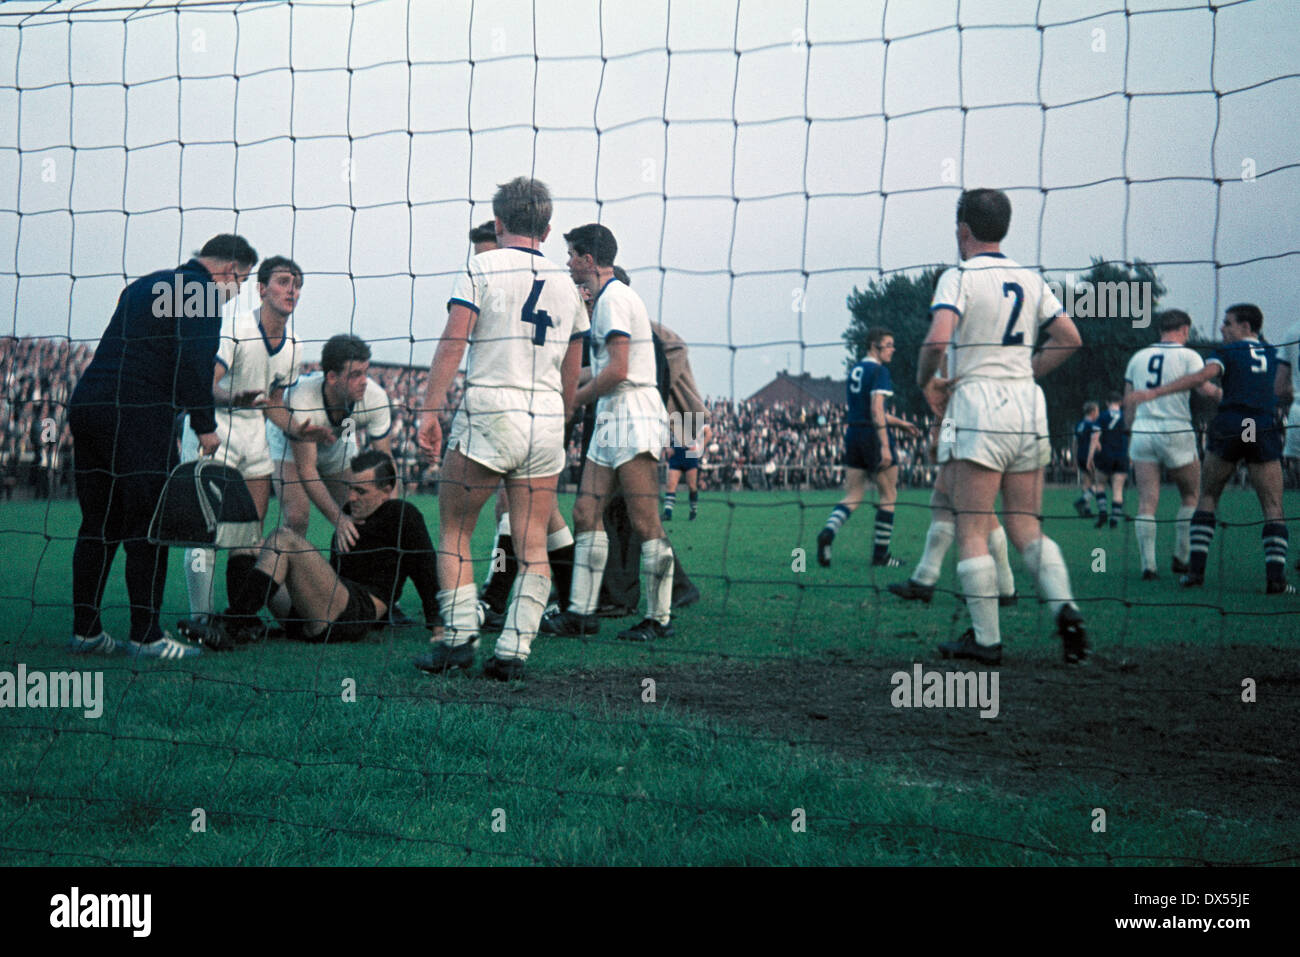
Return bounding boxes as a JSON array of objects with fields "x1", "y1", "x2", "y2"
[
  {"x1": 197, "y1": 432, "x2": 221, "y2": 456},
  {"x1": 417, "y1": 414, "x2": 442, "y2": 464},
  {"x1": 923, "y1": 377, "x2": 954, "y2": 416},
  {"x1": 335, "y1": 514, "x2": 359, "y2": 553}
]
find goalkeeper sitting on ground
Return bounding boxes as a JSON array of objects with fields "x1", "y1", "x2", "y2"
[{"x1": 183, "y1": 450, "x2": 441, "y2": 648}]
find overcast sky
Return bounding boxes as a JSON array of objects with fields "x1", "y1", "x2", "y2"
[{"x1": 3, "y1": 0, "x2": 1297, "y2": 400}]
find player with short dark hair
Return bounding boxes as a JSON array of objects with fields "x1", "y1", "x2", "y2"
[
  {"x1": 186, "y1": 450, "x2": 441, "y2": 648},
  {"x1": 1123, "y1": 309, "x2": 1221, "y2": 580},
  {"x1": 416, "y1": 176, "x2": 588, "y2": 680},
  {"x1": 1128, "y1": 304, "x2": 1294, "y2": 593},
  {"x1": 921, "y1": 189, "x2": 1087, "y2": 665},
  {"x1": 179, "y1": 255, "x2": 311, "y2": 631},
  {"x1": 1072, "y1": 401, "x2": 1102, "y2": 517},
  {"x1": 468, "y1": 221, "x2": 498, "y2": 251},
  {"x1": 1091, "y1": 391, "x2": 1129, "y2": 528},
  {"x1": 68, "y1": 233, "x2": 257, "y2": 658},
  {"x1": 816, "y1": 326, "x2": 921, "y2": 568},
  {"x1": 268, "y1": 333, "x2": 393, "y2": 550},
  {"x1": 541, "y1": 223, "x2": 675, "y2": 643}
]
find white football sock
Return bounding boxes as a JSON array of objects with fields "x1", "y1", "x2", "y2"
[
  {"x1": 912, "y1": 520, "x2": 954, "y2": 587},
  {"x1": 437, "y1": 583, "x2": 479, "y2": 647},
  {"x1": 1021, "y1": 536, "x2": 1074, "y2": 617},
  {"x1": 570, "y1": 530, "x2": 609, "y2": 615},
  {"x1": 1175, "y1": 505, "x2": 1196, "y2": 564},
  {"x1": 641, "y1": 537, "x2": 674, "y2": 625},
  {"x1": 957, "y1": 555, "x2": 1000, "y2": 647},
  {"x1": 1134, "y1": 514, "x2": 1158, "y2": 572},
  {"x1": 547, "y1": 525, "x2": 574, "y2": 550},
  {"x1": 495, "y1": 571, "x2": 551, "y2": 661},
  {"x1": 988, "y1": 524, "x2": 1015, "y2": 597},
  {"x1": 497, "y1": 512, "x2": 511, "y2": 536},
  {"x1": 185, "y1": 547, "x2": 216, "y2": 619}
]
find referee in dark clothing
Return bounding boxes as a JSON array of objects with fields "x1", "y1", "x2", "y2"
[{"x1": 68, "y1": 234, "x2": 258, "y2": 658}]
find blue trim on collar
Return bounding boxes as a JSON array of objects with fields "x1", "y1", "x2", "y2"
[
  {"x1": 258, "y1": 312, "x2": 288, "y2": 356},
  {"x1": 969, "y1": 252, "x2": 1007, "y2": 259},
  {"x1": 507, "y1": 245, "x2": 544, "y2": 256},
  {"x1": 592, "y1": 276, "x2": 618, "y2": 307}
]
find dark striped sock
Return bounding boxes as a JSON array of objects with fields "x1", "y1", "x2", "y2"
[
  {"x1": 549, "y1": 543, "x2": 575, "y2": 612},
  {"x1": 1262, "y1": 522, "x2": 1288, "y2": 584},
  {"x1": 663, "y1": 492, "x2": 676, "y2": 517},
  {"x1": 821, "y1": 504, "x2": 852, "y2": 539},
  {"x1": 1096, "y1": 490, "x2": 1108, "y2": 516},
  {"x1": 872, "y1": 508, "x2": 895, "y2": 563},
  {"x1": 481, "y1": 533, "x2": 517, "y2": 615},
  {"x1": 1188, "y1": 510, "x2": 1216, "y2": 576}
]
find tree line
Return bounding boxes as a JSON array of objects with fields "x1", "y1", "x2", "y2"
[{"x1": 842, "y1": 258, "x2": 1221, "y2": 447}]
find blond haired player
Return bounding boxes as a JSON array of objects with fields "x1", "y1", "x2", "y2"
[{"x1": 416, "y1": 177, "x2": 588, "y2": 680}]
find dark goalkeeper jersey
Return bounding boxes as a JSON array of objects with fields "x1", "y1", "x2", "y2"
[{"x1": 331, "y1": 499, "x2": 440, "y2": 624}]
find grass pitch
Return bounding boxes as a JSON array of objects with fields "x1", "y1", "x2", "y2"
[{"x1": 1, "y1": 486, "x2": 1297, "y2": 865}]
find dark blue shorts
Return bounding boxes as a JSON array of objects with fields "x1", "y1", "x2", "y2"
[
  {"x1": 1076, "y1": 441, "x2": 1093, "y2": 472},
  {"x1": 667, "y1": 446, "x2": 697, "y2": 472},
  {"x1": 844, "y1": 426, "x2": 896, "y2": 471},
  {"x1": 1093, "y1": 451, "x2": 1129, "y2": 475},
  {"x1": 1207, "y1": 411, "x2": 1283, "y2": 464}
]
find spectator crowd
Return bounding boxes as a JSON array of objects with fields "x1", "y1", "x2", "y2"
[{"x1": 2, "y1": 335, "x2": 1163, "y2": 502}]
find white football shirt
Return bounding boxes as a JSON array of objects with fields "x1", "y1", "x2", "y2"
[
  {"x1": 1125, "y1": 342, "x2": 1205, "y2": 432},
  {"x1": 590, "y1": 277, "x2": 658, "y2": 393},
  {"x1": 930, "y1": 254, "x2": 1064, "y2": 381},
  {"x1": 448, "y1": 246, "x2": 590, "y2": 398},
  {"x1": 215, "y1": 308, "x2": 301, "y2": 421},
  {"x1": 283, "y1": 372, "x2": 392, "y2": 446}
]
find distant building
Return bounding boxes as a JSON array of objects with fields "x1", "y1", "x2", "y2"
[{"x1": 748, "y1": 370, "x2": 844, "y2": 408}]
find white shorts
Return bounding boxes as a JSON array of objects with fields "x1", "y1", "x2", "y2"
[
  {"x1": 266, "y1": 420, "x2": 359, "y2": 478},
  {"x1": 1129, "y1": 427, "x2": 1199, "y2": 470},
  {"x1": 181, "y1": 412, "x2": 273, "y2": 478},
  {"x1": 447, "y1": 387, "x2": 566, "y2": 479},
  {"x1": 938, "y1": 378, "x2": 1049, "y2": 474},
  {"x1": 1285, "y1": 405, "x2": 1300, "y2": 459},
  {"x1": 587, "y1": 387, "x2": 669, "y2": 471}
]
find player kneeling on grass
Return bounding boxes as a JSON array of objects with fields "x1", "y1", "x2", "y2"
[
  {"x1": 1126, "y1": 303, "x2": 1295, "y2": 595},
  {"x1": 181, "y1": 451, "x2": 441, "y2": 648},
  {"x1": 542, "y1": 223, "x2": 676, "y2": 643}
]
